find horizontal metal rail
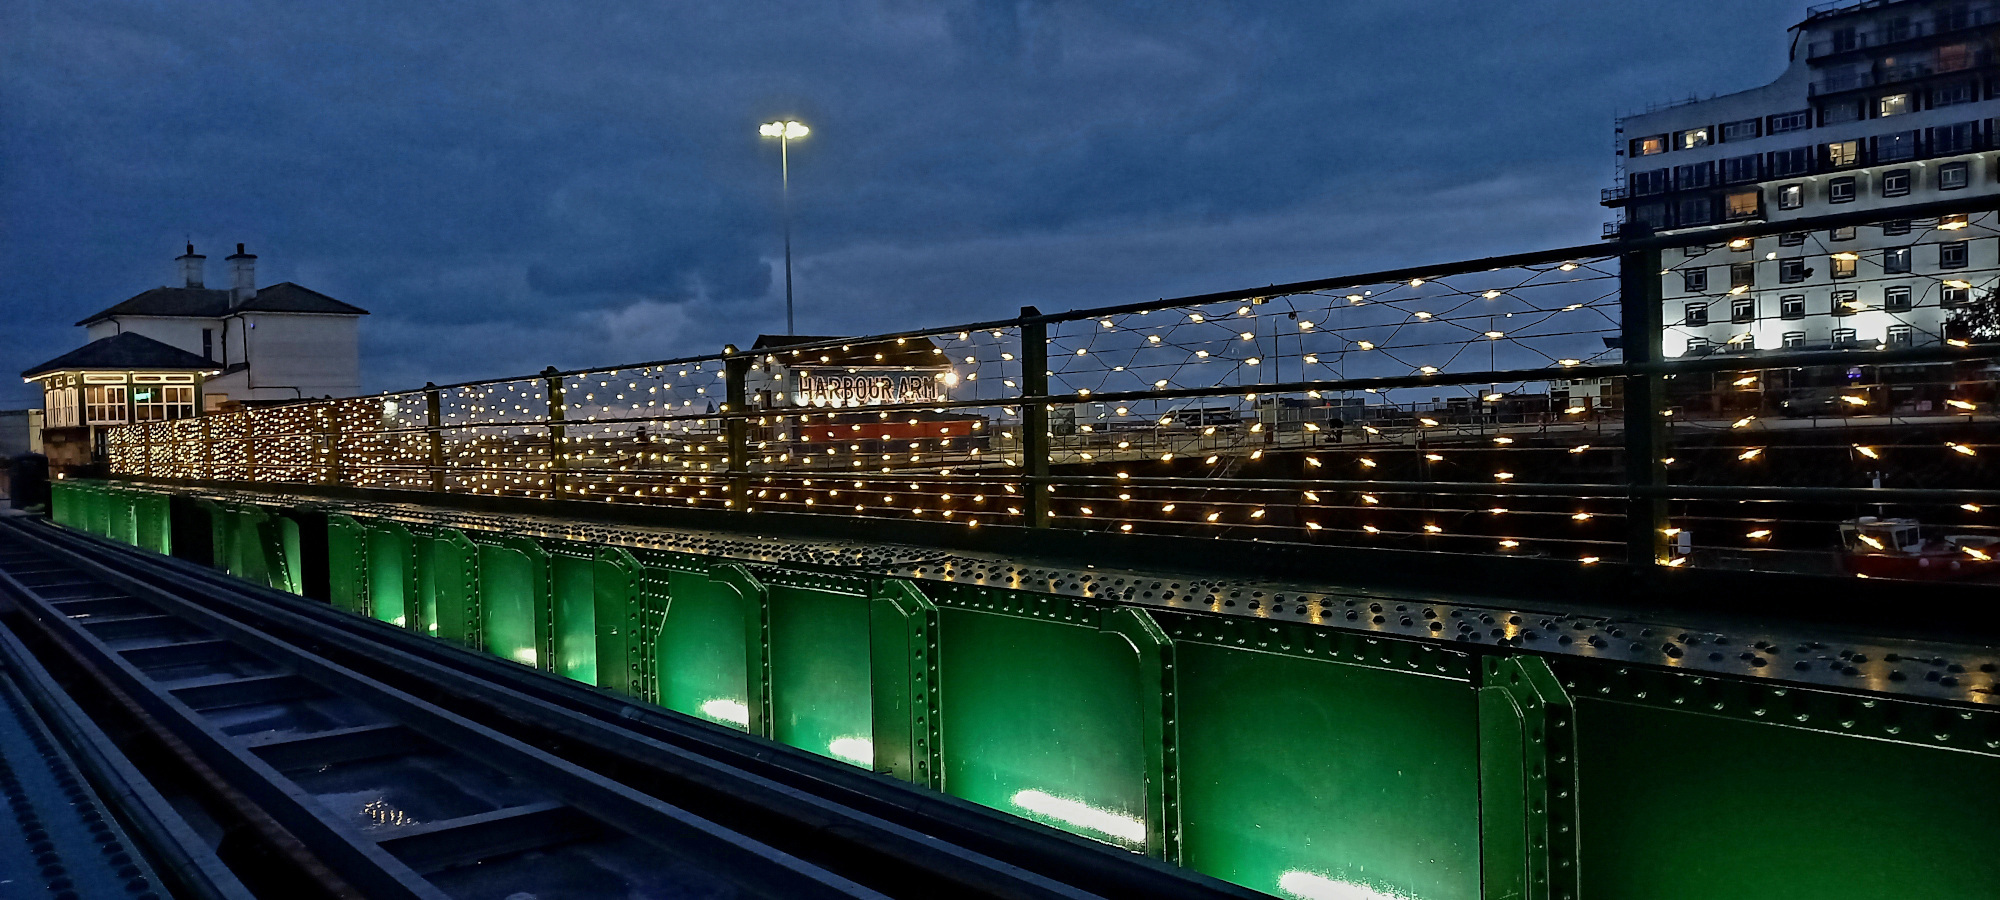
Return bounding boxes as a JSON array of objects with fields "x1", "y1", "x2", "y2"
[
  {"x1": 0, "y1": 519, "x2": 891, "y2": 900},
  {"x1": 1, "y1": 515, "x2": 1259, "y2": 900}
]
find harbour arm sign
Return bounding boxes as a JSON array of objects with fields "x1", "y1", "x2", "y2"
[{"x1": 789, "y1": 366, "x2": 953, "y2": 407}]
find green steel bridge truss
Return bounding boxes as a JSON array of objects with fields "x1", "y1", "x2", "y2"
[{"x1": 49, "y1": 479, "x2": 2000, "y2": 900}]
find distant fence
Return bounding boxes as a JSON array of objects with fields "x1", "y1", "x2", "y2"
[{"x1": 109, "y1": 199, "x2": 2000, "y2": 579}]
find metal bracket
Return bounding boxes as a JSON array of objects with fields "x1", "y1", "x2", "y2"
[{"x1": 1479, "y1": 654, "x2": 1579, "y2": 900}]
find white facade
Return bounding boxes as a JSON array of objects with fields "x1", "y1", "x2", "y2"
[
  {"x1": 75, "y1": 247, "x2": 367, "y2": 405},
  {"x1": 1606, "y1": 0, "x2": 1999, "y2": 357}
]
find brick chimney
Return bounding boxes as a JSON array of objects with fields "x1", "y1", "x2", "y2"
[
  {"x1": 226, "y1": 243, "x2": 257, "y2": 307},
  {"x1": 176, "y1": 243, "x2": 206, "y2": 288}
]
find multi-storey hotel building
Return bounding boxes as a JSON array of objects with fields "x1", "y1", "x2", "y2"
[{"x1": 1604, "y1": 0, "x2": 1997, "y2": 364}]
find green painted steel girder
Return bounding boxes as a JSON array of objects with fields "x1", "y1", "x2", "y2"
[{"x1": 66, "y1": 482, "x2": 2000, "y2": 900}]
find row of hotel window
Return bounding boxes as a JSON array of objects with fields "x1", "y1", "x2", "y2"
[
  {"x1": 1683, "y1": 326, "x2": 1919, "y2": 353},
  {"x1": 42, "y1": 385, "x2": 197, "y2": 427},
  {"x1": 1626, "y1": 126, "x2": 1986, "y2": 195},
  {"x1": 1627, "y1": 78, "x2": 1989, "y2": 158},
  {"x1": 1682, "y1": 286, "x2": 1974, "y2": 326},
  {"x1": 1680, "y1": 241, "x2": 1974, "y2": 293},
  {"x1": 1634, "y1": 162, "x2": 1984, "y2": 229}
]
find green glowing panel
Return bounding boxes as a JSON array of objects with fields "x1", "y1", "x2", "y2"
[
  {"x1": 49, "y1": 482, "x2": 78, "y2": 529},
  {"x1": 477, "y1": 542, "x2": 546, "y2": 670},
  {"x1": 936, "y1": 607, "x2": 1149, "y2": 851},
  {"x1": 136, "y1": 492, "x2": 172, "y2": 556},
  {"x1": 364, "y1": 521, "x2": 413, "y2": 628},
  {"x1": 592, "y1": 550, "x2": 639, "y2": 695},
  {"x1": 551, "y1": 550, "x2": 597, "y2": 685},
  {"x1": 1176, "y1": 642, "x2": 1481, "y2": 900},
  {"x1": 1576, "y1": 698, "x2": 2000, "y2": 899},
  {"x1": 657, "y1": 570, "x2": 750, "y2": 731},
  {"x1": 420, "y1": 531, "x2": 479, "y2": 649},
  {"x1": 768, "y1": 585, "x2": 874, "y2": 768},
  {"x1": 273, "y1": 516, "x2": 303, "y2": 595},
  {"x1": 324, "y1": 516, "x2": 368, "y2": 616}
]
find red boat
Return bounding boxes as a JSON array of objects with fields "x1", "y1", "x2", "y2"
[{"x1": 1837, "y1": 517, "x2": 1998, "y2": 581}]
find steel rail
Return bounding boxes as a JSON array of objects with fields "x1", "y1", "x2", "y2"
[
  {"x1": 0, "y1": 518, "x2": 890, "y2": 900},
  {"x1": 3, "y1": 516, "x2": 1262, "y2": 900}
]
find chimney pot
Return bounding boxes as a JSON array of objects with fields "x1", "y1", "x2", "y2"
[
  {"x1": 175, "y1": 244, "x2": 206, "y2": 288},
  {"x1": 226, "y1": 243, "x2": 258, "y2": 307}
]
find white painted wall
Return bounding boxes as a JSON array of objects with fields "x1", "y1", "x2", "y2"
[{"x1": 238, "y1": 313, "x2": 360, "y2": 400}]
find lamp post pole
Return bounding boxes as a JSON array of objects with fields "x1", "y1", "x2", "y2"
[
  {"x1": 781, "y1": 133, "x2": 793, "y2": 335},
  {"x1": 760, "y1": 120, "x2": 810, "y2": 335}
]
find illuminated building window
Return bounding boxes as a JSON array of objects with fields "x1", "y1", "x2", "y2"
[
  {"x1": 1778, "y1": 183, "x2": 1804, "y2": 209},
  {"x1": 1631, "y1": 134, "x2": 1667, "y2": 156},
  {"x1": 1725, "y1": 190, "x2": 1760, "y2": 219},
  {"x1": 1679, "y1": 127, "x2": 1711, "y2": 150},
  {"x1": 1877, "y1": 94, "x2": 1909, "y2": 117},
  {"x1": 132, "y1": 385, "x2": 195, "y2": 422},
  {"x1": 84, "y1": 385, "x2": 127, "y2": 424},
  {"x1": 1831, "y1": 255, "x2": 1858, "y2": 279},
  {"x1": 1825, "y1": 140, "x2": 1860, "y2": 168}
]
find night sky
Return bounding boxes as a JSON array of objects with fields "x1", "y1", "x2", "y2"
[{"x1": 1, "y1": 1, "x2": 1805, "y2": 407}]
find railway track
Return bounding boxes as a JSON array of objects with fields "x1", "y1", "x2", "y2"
[{"x1": 0, "y1": 515, "x2": 1252, "y2": 900}]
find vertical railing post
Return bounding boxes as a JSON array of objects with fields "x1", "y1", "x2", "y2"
[
  {"x1": 425, "y1": 383, "x2": 445, "y2": 492},
  {"x1": 724, "y1": 346, "x2": 750, "y2": 513},
  {"x1": 544, "y1": 367, "x2": 568, "y2": 499},
  {"x1": 325, "y1": 404, "x2": 343, "y2": 486},
  {"x1": 243, "y1": 409, "x2": 258, "y2": 484},
  {"x1": 1019, "y1": 307, "x2": 1051, "y2": 528},
  {"x1": 200, "y1": 416, "x2": 213, "y2": 481},
  {"x1": 1619, "y1": 228, "x2": 1668, "y2": 573}
]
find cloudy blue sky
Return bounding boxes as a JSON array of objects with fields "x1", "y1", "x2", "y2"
[{"x1": 1, "y1": 1, "x2": 1805, "y2": 406}]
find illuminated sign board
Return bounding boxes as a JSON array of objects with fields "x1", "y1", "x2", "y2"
[{"x1": 790, "y1": 366, "x2": 953, "y2": 407}]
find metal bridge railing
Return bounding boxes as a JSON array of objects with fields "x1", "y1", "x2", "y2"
[{"x1": 106, "y1": 198, "x2": 2000, "y2": 582}]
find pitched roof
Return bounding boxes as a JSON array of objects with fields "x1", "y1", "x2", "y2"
[
  {"x1": 75, "y1": 282, "x2": 368, "y2": 325},
  {"x1": 22, "y1": 332, "x2": 219, "y2": 378}
]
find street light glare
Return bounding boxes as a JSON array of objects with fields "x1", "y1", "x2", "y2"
[{"x1": 760, "y1": 120, "x2": 808, "y2": 139}]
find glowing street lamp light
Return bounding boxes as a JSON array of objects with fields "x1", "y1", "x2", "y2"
[{"x1": 759, "y1": 120, "x2": 810, "y2": 334}]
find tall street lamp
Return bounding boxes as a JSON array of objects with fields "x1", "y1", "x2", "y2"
[{"x1": 759, "y1": 119, "x2": 809, "y2": 334}]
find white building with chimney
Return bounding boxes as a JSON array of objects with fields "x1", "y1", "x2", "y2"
[{"x1": 21, "y1": 244, "x2": 368, "y2": 466}]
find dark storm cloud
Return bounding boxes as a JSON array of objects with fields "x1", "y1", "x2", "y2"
[{"x1": 1, "y1": 0, "x2": 1801, "y2": 403}]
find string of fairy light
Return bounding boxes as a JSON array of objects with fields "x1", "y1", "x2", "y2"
[{"x1": 106, "y1": 212, "x2": 1996, "y2": 569}]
